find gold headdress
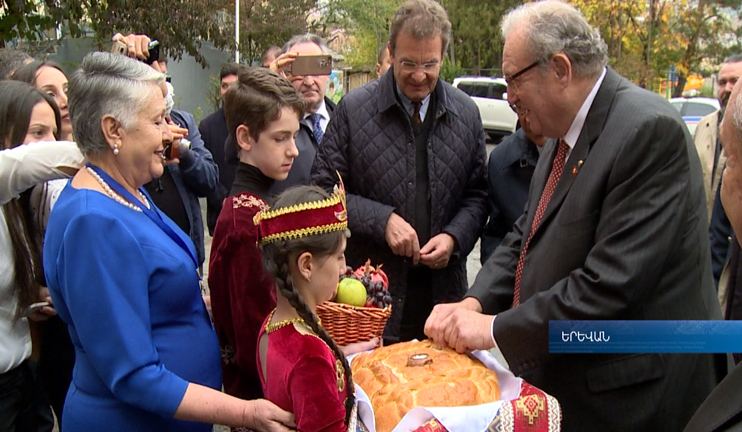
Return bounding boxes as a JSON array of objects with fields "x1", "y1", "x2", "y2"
[{"x1": 254, "y1": 177, "x2": 347, "y2": 247}]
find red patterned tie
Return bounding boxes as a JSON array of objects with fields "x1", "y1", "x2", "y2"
[
  {"x1": 413, "y1": 102, "x2": 422, "y2": 125},
  {"x1": 512, "y1": 139, "x2": 570, "y2": 307}
]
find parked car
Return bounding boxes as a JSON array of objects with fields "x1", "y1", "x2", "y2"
[
  {"x1": 669, "y1": 97, "x2": 720, "y2": 135},
  {"x1": 453, "y1": 76, "x2": 518, "y2": 142}
]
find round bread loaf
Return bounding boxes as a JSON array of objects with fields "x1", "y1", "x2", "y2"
[{"x1": 351, "y1": 340, "x2": 500, "y2": 432}]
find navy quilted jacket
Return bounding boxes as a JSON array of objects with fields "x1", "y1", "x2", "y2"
[{"x1": 311, "y1": 70, "x2": 488, "y2": 339}]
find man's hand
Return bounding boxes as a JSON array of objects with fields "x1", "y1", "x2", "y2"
[
  {"x1": 248, "y1": 399, "x2": 296, "y2": 432},
  {"x1": 269, "y1": 52, "x2": 298, "y2": 78},
  {"x1": 112, "y1": 33, "x2": 157, "y2": 67},
  {"x1": 419, "y1": 233, "x2": 456, "y2": 269},
  {"x1": 425, "y1": 298, "x2": 490, "y2": 352},
  {"x1": 385, "y1": 213, "x2": 420, "y2": 264},
  {"x1": 163, "y1": 122, "x2": 190, "y2": 166}
]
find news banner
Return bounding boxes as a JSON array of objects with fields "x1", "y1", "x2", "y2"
[{"x1": 549, "y1": 321, "x2": 742, "y2": 353}]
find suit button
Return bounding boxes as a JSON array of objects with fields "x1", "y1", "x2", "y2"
[
  {"x1": 427, "y1": 142, "x2": 432, "y2": 149},
  {"x1": 409, "y1": 181, "x2": 413, "y2": 186},
  {"x1": 408, "y1": 142, "x2": 413, "y2": 147}
]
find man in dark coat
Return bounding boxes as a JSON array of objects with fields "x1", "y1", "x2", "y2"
[
  {"x1": 198, "y1": 62, "x2": 241, "y2": 235},
  {"x1": 312, "y1": 0, "x2": 488, "y2": 343},
  {"x1": 426, "y1": 2, "x2": 724, "y2": 431},
  {"x1": 480, "y1": 111, "x2": 545, "y2": 264}
]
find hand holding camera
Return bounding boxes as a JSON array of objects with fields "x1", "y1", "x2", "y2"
[
  {"x1": 111, "y1": 33, "x2": 162, "y2": 70},
  {"x1": 162, "y1": 122, "x2": 191, "y2": 164},
  {"x1": 271, "y1": 51, "x2": 332, "y2": 77}
]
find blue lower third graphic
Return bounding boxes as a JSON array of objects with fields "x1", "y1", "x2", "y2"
[{"x1": 549, "y1": 321, "x2": 742, "y2": 353}]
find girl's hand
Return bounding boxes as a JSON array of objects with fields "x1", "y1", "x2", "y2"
[
  {"x1": 341, "y1": 337, "x2": 380, "y2": 356},
  {"x1": 28, "y1": 286, "x2": 57, "y2": 321}
]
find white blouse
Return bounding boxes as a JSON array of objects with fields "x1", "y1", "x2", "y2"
[{"x1": 0, "y1": 141, "x2": 84, "y2": 373}]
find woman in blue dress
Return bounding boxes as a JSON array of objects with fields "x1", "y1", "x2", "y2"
[{"x1": 43, "y1": 51, "x2": 295, "y2": 432}]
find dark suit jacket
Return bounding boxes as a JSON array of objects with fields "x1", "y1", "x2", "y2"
[
  {"x1": 480, "y1": 128, "x2": 539, "y2": 264},
  {"x1": 198, "y1": 107, "x2": 235, "y2": 235},
  {"x1": 468, "y1": 68, "x2": 725, "y2": 431},
  {"x1": 710, "y1": 178, "x2": 733, "y2": 286},
  {"x1": 685, "y1": 361, "x2": 742, "y2": 432}
]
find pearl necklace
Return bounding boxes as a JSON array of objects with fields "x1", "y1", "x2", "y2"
[{"x1": 86, "y1": 167, "x2": 151, "y2": 212}]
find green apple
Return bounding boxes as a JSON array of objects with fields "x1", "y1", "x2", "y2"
[{"x1": 335, "y1": 278, "x2": 367, "y2": 307}]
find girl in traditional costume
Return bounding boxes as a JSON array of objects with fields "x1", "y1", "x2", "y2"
[{"x1": 255, "y1": 184, "x2": 358, "y2": 432}]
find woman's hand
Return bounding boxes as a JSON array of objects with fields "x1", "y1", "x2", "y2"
[
  {"x1": 269, "y1": 52, "x2": 298, "y2": 78},
  {"x1": 247, "y1": 399, "x2": 296, "y2": 432},
  {"x1": 28, "y1": 286, "x2": 57, "y2": 321},
  {"x1": 341, "y1": 337, "x2": 380, "y2": 356}
]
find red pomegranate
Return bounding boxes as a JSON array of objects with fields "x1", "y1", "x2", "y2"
[{"x1": 353, "y1": 259, "x2": 389, "y2": 290}]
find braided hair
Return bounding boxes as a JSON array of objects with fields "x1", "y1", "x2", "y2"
[{"x1": 261, "y1": 185, "x2": 356, "y2": 424}]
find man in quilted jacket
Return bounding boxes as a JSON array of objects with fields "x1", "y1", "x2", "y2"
[{"x1": 311, "y1": 0, "x2": 488, "y2": 343}]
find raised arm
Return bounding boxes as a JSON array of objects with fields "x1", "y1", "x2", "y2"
[{"x1": 0, "y1": 141, "x2": 84, "y2": 205}]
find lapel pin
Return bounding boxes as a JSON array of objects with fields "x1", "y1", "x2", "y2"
[{"x1": 572, "y1": 160, "x2": 584, "y2": 176}]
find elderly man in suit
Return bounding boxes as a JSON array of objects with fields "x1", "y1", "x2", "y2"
[
  {"x1": 684, "y1": 69, "x2": 742, "y2": 432},
  {"x1": 425, "y1": 1, "x2": 724, "y2": 430}
]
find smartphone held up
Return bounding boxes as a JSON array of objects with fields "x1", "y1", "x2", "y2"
[{"x1": 290, "y1": 54, "x2": 332, "y2": 76}]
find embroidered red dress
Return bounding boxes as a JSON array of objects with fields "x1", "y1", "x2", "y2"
[
  {"x1": 258, "y1": 317, "x2": 349, "y2": 432},
  {"x1": 208, "y1": 163, "x2": 277, "y2": 400}
]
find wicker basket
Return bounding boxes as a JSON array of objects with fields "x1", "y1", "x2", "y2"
[{"x1": 316, "y1": 301, "x2": 392, "y2": 346}]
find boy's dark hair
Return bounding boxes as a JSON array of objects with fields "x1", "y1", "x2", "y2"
[
  {"x1": 0, "y1": 48, "x2": 32, "y2": 79},
  {"x1": 11, "y1": 60, "x2": 68, "y2": 86},
  {"x1": 220, "y1": 62, "x2": 242, "y2": 80},
  {"x1": 223, "y1": 67, "x2": 305, "y2": 146},
  {"x1": 261, "y1": 185, "x2": 355, "y2": 424}
]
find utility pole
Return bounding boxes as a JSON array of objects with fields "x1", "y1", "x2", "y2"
[
  {"x1": 235, "y1": 0, "x2": 240, "y2": 63},
  {"x1": 646, "y1": 0, "x2": 654, "y2": 89}
]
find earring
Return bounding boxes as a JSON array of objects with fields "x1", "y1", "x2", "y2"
[{"x1": 113, "y1": 144, "x2": 119, "y2": 155}]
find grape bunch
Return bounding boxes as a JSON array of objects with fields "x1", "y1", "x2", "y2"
[
  {"x1": 337, "y1": 260, "x2": 391, "y2": 309},
  {"x1": 365, "y1": 281, "x2": 392, "y2": 309}
]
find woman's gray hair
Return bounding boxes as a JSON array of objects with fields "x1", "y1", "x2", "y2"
[
  {"x1": 389, "y1": 0, "x2": 451, "y2": 57},
  {"x1": 68, "y1": 51, "x2": 165, "y2": 157},
  {"x1": 281, "y1": 34, "x2": 331, "y2": 55},
  {"x1": 502, "y1": 0, "x2": 607, "y2": 78}
]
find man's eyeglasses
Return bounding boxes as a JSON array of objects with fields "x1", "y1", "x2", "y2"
[
  {"x1": 399, "y1": 61, "x2": 440, "y2": 73},
  {"x1": 504, "y1": 60, "x2": 540, "y2": 94}
]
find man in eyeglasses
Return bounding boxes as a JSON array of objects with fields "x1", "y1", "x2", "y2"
[
  {"x1": 312, "y1": 0, "x2": 488, "y2": 344},
  {"x1": 425, "y1": 1, "x2": 724, "y2": 431}
]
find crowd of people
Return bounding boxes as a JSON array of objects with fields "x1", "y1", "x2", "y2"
[{"x1": 3, "y1": 0, "x2": 742, "y2": 431}]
